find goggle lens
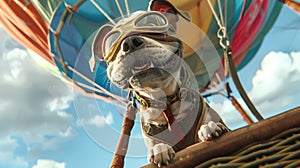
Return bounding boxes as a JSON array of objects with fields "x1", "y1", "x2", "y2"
[
  {"x1": 135, "y1": 13, "x2": 167, "y2": 27},
  {"x1": 93, "y1": 11, "x2": 170, "y2": 62},
  {"x1": 104, "y1": 31, "x2": 121, "y2": 56}
]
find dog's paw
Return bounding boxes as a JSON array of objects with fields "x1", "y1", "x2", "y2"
[
  {"x1": 148, "y1": 143, "x2": 175, "y2": 167},
  {"x1": 198, "y1": 121, "x2": 229, "y2": 142}
]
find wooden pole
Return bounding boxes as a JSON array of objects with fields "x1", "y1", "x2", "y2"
[
  {"x1": 279, "y1": 0, "x2": 300, "y2": 14},
  {"x1": 111, "y1": 105, "x2": 137, "y2": 168},
  {"x1": 230, "y1": 96, "x2": 254, "y2": 124},
  {"x1": 141, "y1": 106, "x2": 300, "y2": 168}
]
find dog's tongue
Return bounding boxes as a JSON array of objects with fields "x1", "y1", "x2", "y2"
[
  {"x1": 129, "y1": 68, "x2": 172, "y2": 89},
  {"x1": 133, "y1": 64, "x2": 149, "y2": 70}
]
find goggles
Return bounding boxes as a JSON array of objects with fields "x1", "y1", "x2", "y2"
[{"x1": 92, "y1": 11, "x2": 176, "y2": 64}]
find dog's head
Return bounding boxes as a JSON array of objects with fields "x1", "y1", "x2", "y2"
[{"x1": 91, "y1": 0, "x2": 191, "y2": 97}]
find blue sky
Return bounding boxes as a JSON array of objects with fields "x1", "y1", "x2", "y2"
[{"x1": 0, "y1": 3, "x2": 300, "y2": 168}]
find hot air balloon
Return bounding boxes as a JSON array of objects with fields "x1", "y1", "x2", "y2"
[{"x1": 1, "y1": 0, "x2": 296, "y2": 167}]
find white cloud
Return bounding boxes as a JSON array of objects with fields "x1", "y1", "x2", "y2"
[
  {"x1": 32, "y1": 159, "x2": 66, "y2": 168},
  {"x1": 80, "y1": 112, "x2": 114, "y2": 128},
  {"x1": 0, "y1": 136, "x2": 28, "y2": 168},
  {"x1": 218, "y1": 51, "x2": 300, "y2": 129},
  {"x1": 248, "y1": 51, "x2": 300, "y2": 117},
  {"x1": 0, "y1": 27, "x2": 76, "y2": 157},
  {"x1": 48, "y1": 98, "x2": 72, "y2": 112}
]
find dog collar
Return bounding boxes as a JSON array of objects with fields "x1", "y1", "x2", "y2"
[
  {"x1": 131, "y1": 67, "x2": 189, "y2": 109},
  {"x1": 132, "y1": 87, "x2": 182, "y2": 109}
]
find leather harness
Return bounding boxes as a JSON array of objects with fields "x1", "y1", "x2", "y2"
[{"x1": 139, "y1": 89, "x2": 206, "y2": 152}]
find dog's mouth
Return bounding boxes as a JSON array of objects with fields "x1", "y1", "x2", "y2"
[
  {"x1": 129, "y1": 48, "x2": 181, "y2": 89},
  {"x1": 134, "y1": 64, "x2": 149, "y2": 71},
  {"x1": 132, "y1": 59, "x2": 151, "y2": 72}
]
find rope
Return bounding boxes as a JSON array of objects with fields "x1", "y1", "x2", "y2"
[
  {"x1": 206, "y1": 0, "x2": 224, "y2": 29},
  {"x1": 68, "y1": 66, "x2": 126, "y2": 102},
  {"x1": 115, "y1": 0, "x2": 125, "y2": 18},
  {"x1": 124, "y1": 0, "x2": 130, "y2": 16},
  {"x1": 51, "y1": 0, "x2": 87, "y2": 77},
  {"x1": 206, "y1": 0, "x2": 263, "y2": 121},
  {"x1": 90, "y1": 0, "x2": 116, "y2": 25},
  {"x1": 217, "y1": 0, "x2": 225, "y2": 27},
  {"x1": 224, "y1": 47, "x2": 264, "y2": 121}
]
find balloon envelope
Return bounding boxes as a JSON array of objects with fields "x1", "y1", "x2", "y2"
[
  {"x1": 0, "y1": 0, "x2": 284, "y2": 103},
  {"x1": 0, "y1": 0, "x2": 50, "y2": 63}
]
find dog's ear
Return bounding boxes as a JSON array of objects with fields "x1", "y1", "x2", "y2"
[
  {"x1": 89, "y1": 24, "x2": 113, "y2": 72},
  {"x1": 148, "y1": 0, "x2": 191, "y2": 22}
]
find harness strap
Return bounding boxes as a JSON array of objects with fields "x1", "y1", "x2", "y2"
[
  {"x1": 163, "y1": 104, "x2": 186, "y2": 143},
  {"x1": 141, "y1": 90, "x2": 205, "y2": 151},
  {"x1": 163, "y1": 104, "x2": 175, "y2": 129}
]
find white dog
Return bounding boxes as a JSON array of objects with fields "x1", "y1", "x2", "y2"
[{"x1": 91, "y1": 0, "x2": 229, "y2": 166}]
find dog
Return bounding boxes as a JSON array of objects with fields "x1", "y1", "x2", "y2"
[{"x1": 90, "y1": 0, "x2": 229, "y2": 166}]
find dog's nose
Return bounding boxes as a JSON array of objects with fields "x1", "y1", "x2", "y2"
[{"x1": 122, "y1": 36, "x2": 144, "y2": 53}]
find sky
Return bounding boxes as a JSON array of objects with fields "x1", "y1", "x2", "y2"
[{"x1": 0, "y1": 3, "x2": 300, "y2": 168}]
